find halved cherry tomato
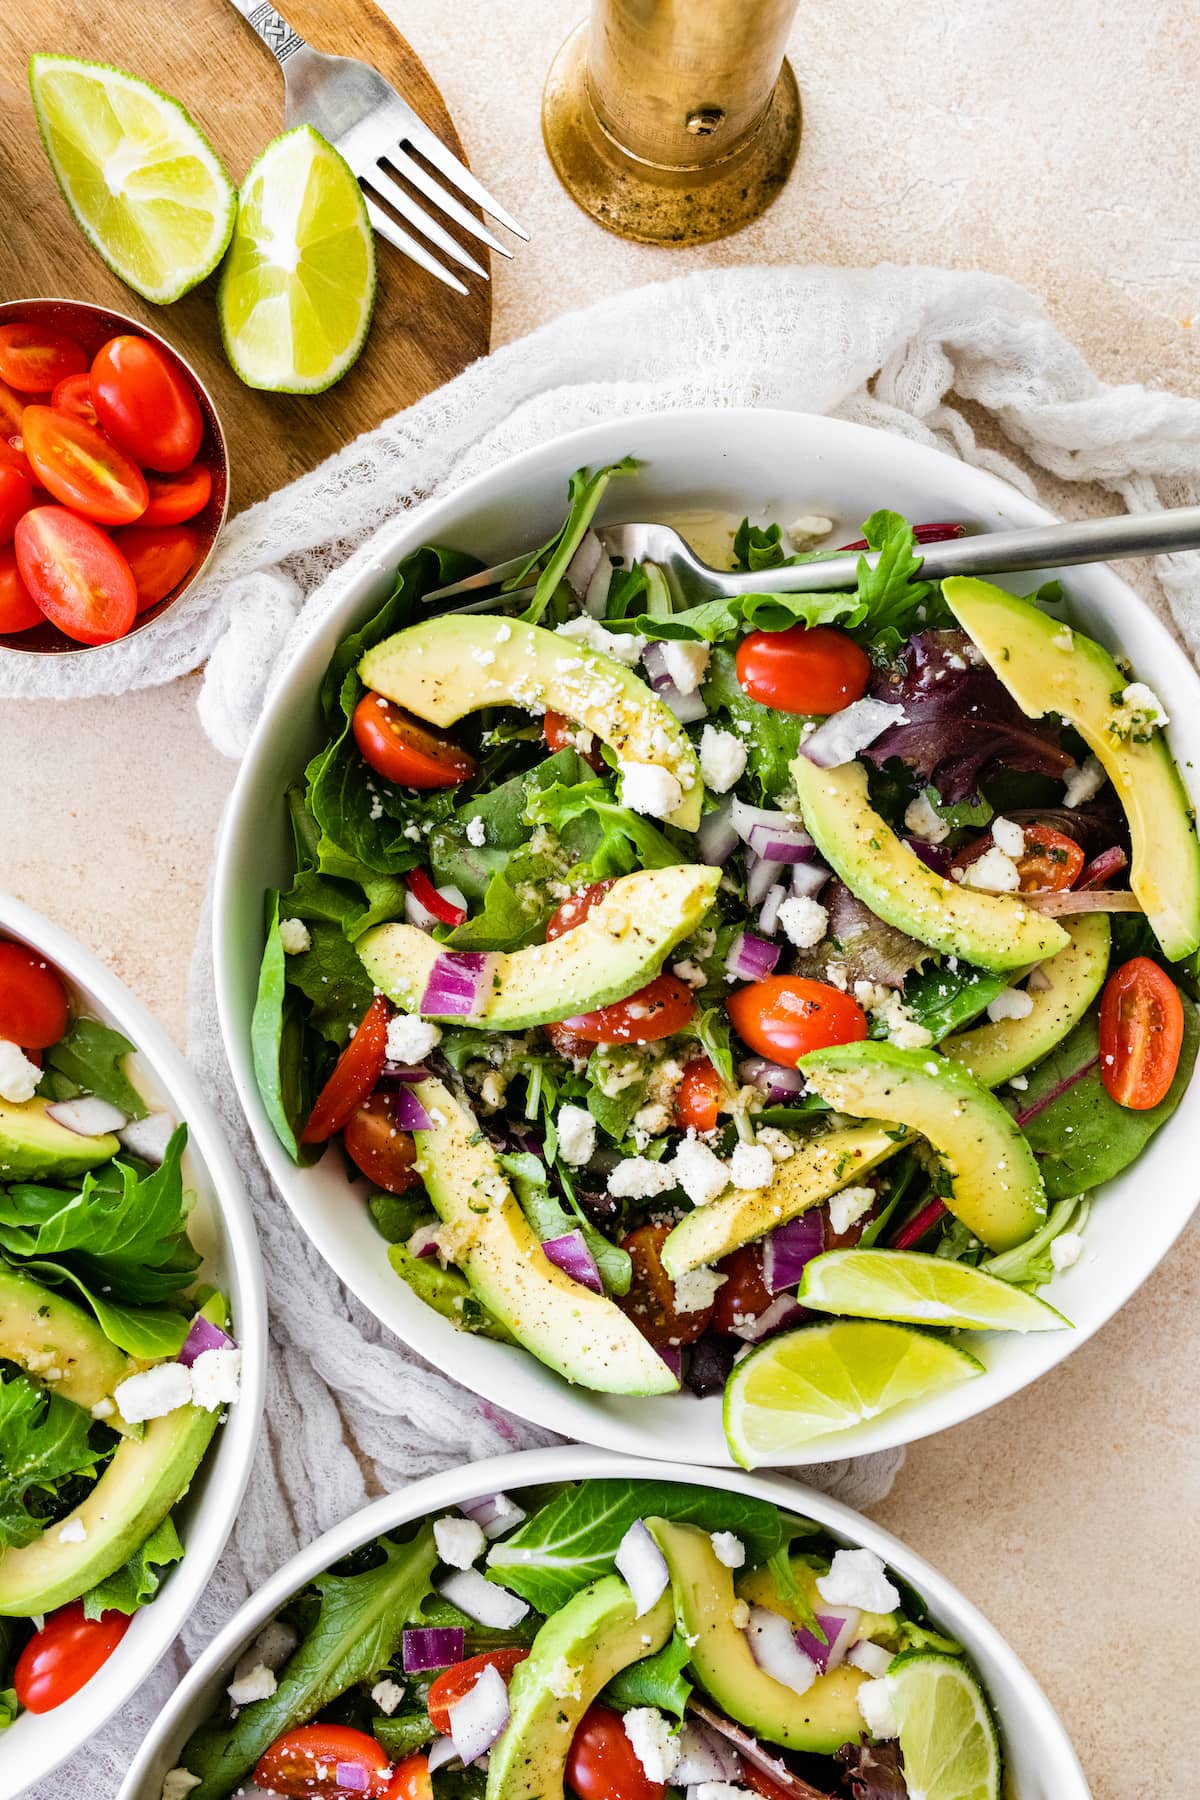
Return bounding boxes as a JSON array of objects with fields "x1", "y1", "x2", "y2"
[
  {"x1": 544, "y1": 1019, "x2": 598, "y2": 1062},
  {"x1": 560, "y1": 974, "x2": 696, "y2": 1046},
  {"x1": 566, "y1": 1702, "x2": 667, "y2": 1800},
  {"x1": 676, "y1": 1056, "x2": 725, "y2": 1133},
  {"x1": 301, "y1": 993, "x2": 391, "y2": 1144},
  {"x1": 353, "y1": 691, "x2": 476, "y2": 789},
  {"x1": 21, "y1": 406, "x2": 148, "y2": 525},
  {"x1": 0, "y1": 465, "x2": 33, "y2": 543},
  {"x1": 254, "y1": 1723, "x2": 392, "y2": 1797},
  {"x1": 741, "y1": 1760, "x2": 806, "y2": 1800},
  {"x1": 343, "y1": 1093, "x2": 422, "y2": 1192},
  {"x1": 619, "y1": 1221, "x2": 713, "y2": 1347},
  {"x1": 0, "y1": 323, "x2": 86, "y2": 393},
  {"x1": 141, "y1": 461, "x2": 213, "y2": 525},
  {"x1": 544, "y1": 709, "x2": 604, "y2": 771},
  {"x1": 1098, "y1": 956, "x2": 1184, "y2": 1111},
  {"x1": 0, "y1": 545, "x2": 42, "y2": 632},
  {"x1": 13, "y1": 1603, "x2": 130, "y2": 1712},
  {"x1": 427, "y1": 1648, "x2": 530, "y2": 1735},
  {"x1": 712, "y1": 1243, "x2": 774, "y2": 1336},
  {"x1": 546, "y1": 881, "x2": 612, "y2": 940},
  {"x1": 111, "y1": 523, "x2": 199, "y2": 611},
  {"x1": 0, "y1": 377, "x2": 26, "y2": 435},
  {"x1": 51, "y1": 371, "x2": 100, "y2": 428},
  {"x1": 381, "y1": 1756, "x2": 433, "y2": 1800},
  {"x1": 736, "y1": 625, "x2": 870, "y2": 716},
  {"x1": 0, "y1": 434, "x2": 33, "y2": 481},
  {"x1": 951, "y1": 822, "x2": 1085, "y2": 894},
  {"x1": 728, "y1": 975, "x2": 868, "y2": 1065},
  {"x1": 14, "y1": 507, "x2": 137, "y2": 645},
  {"x1": 90, "y1": 334, "x2": 203, "y2": 472},
  {"x1": 0, "y1": 940, "x2": 70, "y2": 1047},
  {"x1": 408, "y1": 866, "x2": 466, "y2": 927}
]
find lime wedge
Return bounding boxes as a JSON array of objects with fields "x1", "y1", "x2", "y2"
[
  {"x1": 218, "y1": 126, "x2": 375, "y2": 394},
  {"x1": 799, "y1": 1249, "x2": 1070, "y2": 1333},
  {"x1": 723, "y1": 1320, "x2": 983, "y2": 1466},
  {"x1": 29, "y1": 55, "x2": 236, "y2": 304},
  {"x1": 885, "y1": 1651, "x2": 1002, "y2": 1800}
]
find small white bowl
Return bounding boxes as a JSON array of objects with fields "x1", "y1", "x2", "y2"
[
  {"x1": 0, "y1": 892, "x2": 266, "y2": 1797},
  {"x1": 117, "y1": 1445, "x2": 1090, "y2": 1800},
  {"x1": 212, "y1": 407, "x2": 1200, "y2": 1466}
]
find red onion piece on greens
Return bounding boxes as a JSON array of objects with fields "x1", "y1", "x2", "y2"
[
  {"x1": 541, "y1": 1230, "x2": 603, "y2": 1294},
  {"x1": 402, "y1": 1626, "x2": 464, "y2": 1672},
  {"x1": 420, "y1": 951, "x2": 493, "y2": 1018},
  {"x1": 800, "y1": 698, "x2": 908, "y2": 769},
  {"x1": 335, "y1": 1764, "x2": 369, "y2": 1793},
  {"x1": 178, "y1": 1313, "x2": 236, "y2": 1367},
  {"x1": 746, "y1": 852, "x2": 787, "y2": 908},
  {"x1": 459, "y1": 1492, "x2": 527, "y2": 1539},
  {"x1": 790, "y1": 860, "x2": 832, "y2": 898},
  {"x1": 763, "y1": 1213, "x2": 825, "y2": 1293},
  {"x1": 726, "y1": 931, "x2": 781, "y2": 983},
  {"x1": 448, "y1": 1661, "x2": 511, "y2": 1765},
  {"x1": 426, "y1": 1735, "x2": 461, "y2": 1773},
  {"x1": 795, "y1": 1607, "x2": 860, "y2": 1673},
  {"x1": 1077, "y1": 845, "x2": 1129, "y2": 889},
  {"x1": 746, "y1": 1606, "x2": 818, "y2": 1694},
  {"x1": 697, "y1": 801, "x2": 739, "y2": 866},
  {"x1": 731, "y1": 1292, "x2": 805, "y2": 1342},
  {"x1": 408, "y1": 1224, "x2": 443, "y2": 1260},
  {"x1": 641, "y1": 640, "x2": 672, "y2": 689},
  {"x1": 904, "y1": 835, "x2": 952, "y2": 876},
  {"x1": 117, "y1": 1112, "x2": 175, "y2": 1164},
  {"x1": 656, "y1": 1342, "x2": 684, "y2": 1382},
  {"x1": 673, "y1": 1721, "x2": 743, "y2": 1784},
  {"x1": 439, "y1": 1567, "x2": 529, "y2": 1629},
  {"x1": 738, "y1": 1057, "x2": 807, "y2": 1102},
  {"x1": 746, "y1": 821, "x2": 816, "y2": 863},
  {"x1": 658, "y1": 681, "x2": 708, "y2": 725},
  {"x1": 393, "y1": 1085, "x2": 434, "y2": 1132},
  {"x1": 758, "y1": 883, "x2": 787, "y2": 937},
  {"x1": 614, "y1": 1519, "x2": 670, "y2": 1616},
  {"x1": 46, "y1": 1096, "x2": 128, "y2": 1137},
  {"x1": 1023, "y1": 888, "x2": 1142, "y2": 915}
]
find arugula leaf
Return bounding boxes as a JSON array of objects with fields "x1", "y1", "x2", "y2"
[
  {"x1": 442, "y1": 872, "x2": 544, "y2": 953},
  {"x1": 525, "y1": 779, "x2": 681, "y2": 877},
  {"x1": 41, "y1": 1021, "x2": 148, "y2": 1121},
  {"x1": 520, "y1": 458, "x2": 639, "y2": 626},
  {"x1": 692, "y1": 1004, "x2": 736, "y2": 1086},
  {"x1": 486, "y1": 1480, "x2": 786, "y2": 1612},
  {"x1": 850, "y1": 510, "x2": 939, "y2": 658},
  {"x1": 733, "y1": 519, "x2": 800, "y2": 572},
  {"x1": 0, "y1": 1371, "x2": 103, "y2": 1551},
  {"x1": 500, "y1": 1151, "x2": 631, "y2": 1296},
  {"x1": 284, "y1": 920, "x2": 375, "y2": 1047},
  {"x1": 179, "y1": 1525, "x2": 439, "y2": 1800},
  {"x1": 82, "y1": 1514, "x2": 184, "y2": 1619},
  {"x1": 604, "y1": 1628, "x2": 692, "y2": 1721}
]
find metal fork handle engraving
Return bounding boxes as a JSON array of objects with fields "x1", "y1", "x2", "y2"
[{"x1": 233, "y1": 0, "x2": 308, "y2": 65}]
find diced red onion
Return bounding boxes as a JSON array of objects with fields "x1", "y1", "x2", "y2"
[
  {"x1": 541, "y1": 1230, "x2": 603, "y2": 1294},
  {"x1": 732, "y1": 799, "x2": 791, "y2": 842},
  {"x1": 402, "y1": 1626, "x2": 464, "y2": 1671},
  {"x1": 1077, "y1": 845, "x2": 1129, "y2": 889},
  {"x1": 438, "y1": 1567, "x2": 529, "y2": 1629},
  {"x1": 1025, "y1": 963, "x2": 1053, "y2": 993},
  {"x1": 1024, "y1": 889, "x2": 1142, "y2": 915},
  {"x1": 381, "y1": 1064, "x2": 428, "y2": 1081},
  {"x1": 117, "y1": 1112, "x2": 175, "y2": 1164},
  {"x1": 673, "y1": 1722, "x2": 743, "y2": 1785},
  {"x1": 614, "y1": 1519, "x2": 670, "y2": 1617},
  {"x1": 421, "y1": 951, "x2": 493, "y2": 1017},
  {"x1": 746, "y1": 822, "x2": 815, "y2": 863},
  {"x1": 732, "y1": 1293, "x2": 805, "y2": 1342},
  {"x1": 697, "y1": 801, "x2": 739, "y2": 866},
  {"x1": 393, "y1": 1085, "x2": 434, "y2": 1132},
  {"x1": 46, "y1": 1096, "x2": 128, "y2": 1137},
  {"x1": 790, "y1": 859, "x2": 832, "y2": 898},
  {"x1": 746, "y1": 1606, "x2": 818, "y2": 1695},
  {"x1": 762, "y1": 1213, "x2": 825, "y2": 1293},
  {"x1": 426, "y1": 1735, "x2": 460, "y2": 1773},
  {"x1": 335, "y1": 1764, "x2": 370, "y2": 1792},
  {"x1": 795, "y1": 1607, "x2": 860, "y2": 1673},
  {"x1": 565, "y1": 528, "x2": 604, "y2": 599},
  {"x1": 739, "y1": 1057, "x2": 807, "y2": 1102},
  {"x1": 659, "y1": 681, "x2": 708, "y2": 725},
  {"x1": 459, "y1": 1492, "x2": 527, "y2": 1539},
  {"x1": 656, "y1": 1343, "x2": 683, "y2": 1382},
  {"x1": 800, "y1": 698, "x2": 908, "y2": 769},
  {"x1": 641, "y1": 641, "x2": 672, "y2": 690},
  {"x1": 178, "y1": 1313, "x2": 236, "y2": 1367},
  {"x1": 746, "y1": 852, "x2": 787, "y2": 908},
  {"x1": 758, "y1": 883, "x2": 787, "y2": 937},
  {"x1": 408, "y1": 1224, "x2": 443, "y2": 1260},
  {"x1": 905, "y1": 835, "x2": 952, "y2": 876},
  {"x1": 726, "y1": 931, "x2": 781, "y2": 983},
  {"x1": 448, "y1": 1661, "x2": 511, "y2": 1765}
]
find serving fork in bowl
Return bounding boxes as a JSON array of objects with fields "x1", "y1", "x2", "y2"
[{"x1": 228, "y1": 0, "x2": 528, "y2": 294}]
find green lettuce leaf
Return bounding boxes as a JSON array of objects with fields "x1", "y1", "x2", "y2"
[
  {"x1": 15, "y1": 1260, "x2": 189, "y2": 1359},
  {"x1": 0, "y1": 1370, "x2": 104, "y2": 1551},
  {"x1": 524, "y1": 778, "x2": 681, "y2": 878},
  {"x1": 41, "y1": 1020, "x2": 148, "y2": 1121},
  {"x1": 283, "y1": 920, "x2": 376, "y2": 1047},
  {"x1": 82, "y1": 1514, "x2": 184, "y2": 1618},
  {"x1": 604, "y1": 1627, "x2": 692, "y2": 1721},
  {"x1": 252, "y1": 891, "x2": 321, "y2": 1165}
]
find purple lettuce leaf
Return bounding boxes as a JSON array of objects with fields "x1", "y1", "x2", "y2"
[
  {"x1": 790, "y1": 880, "x2": 929, "y2": 992},
  {"x1": 835, "y1": 1739, "x2": 909, "y2": 1798}
]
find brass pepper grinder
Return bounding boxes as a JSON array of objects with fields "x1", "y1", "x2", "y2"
[{"x1": 542, "y1": 0, "x2": 802, "y2": 246}]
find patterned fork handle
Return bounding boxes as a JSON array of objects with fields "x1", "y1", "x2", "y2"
[{"x1": 229, "y1": 0, "x2": 308, "y2": 66}]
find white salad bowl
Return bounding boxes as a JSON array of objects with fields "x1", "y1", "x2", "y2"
[
  {"x1": 212, "y1": 407, "x2": 1200, "y2": 1466},
  {"x1": 0, "y1": 893, "x2": 266, "y2": 1797},
  {"x1": 117, "y1": 1444, "x2": 1090, "y2": 1800}
]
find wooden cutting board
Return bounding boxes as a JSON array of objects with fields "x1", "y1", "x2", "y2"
[{"x1": 0, "y1": 0, "x2": 491, "y2": 512}]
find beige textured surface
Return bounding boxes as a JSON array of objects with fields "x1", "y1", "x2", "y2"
[{"x1": 1, "y1": 3, "x2": 1197, "y2": 1794}]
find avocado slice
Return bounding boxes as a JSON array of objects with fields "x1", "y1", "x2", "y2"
[
  {"x1": 410, "y1": 1078, "x2": 677, "y2": 1394},
  {"x1": 738, "y1": 1554, "x2": 898, "y2": 1647},
  {"x1": 790, "y1": 757, "x2": 1069, "y2": 972},
  {"x1": 943, "y1": 914, "x2": 1110, "y2": 1088},
  {"x1": 358, "y1": 863, "x2": 720, "y2": 1031},
  {"x1": 661, "y1": 1124, "x2": 910, "y2": 1278},
  {"x1": 799, "y1": 1043, "x2": 1045, "y2": 1251},
  {"x1": 359, "y1": 614, "x2": 704, "y2": 830},
  {"x1": 486, "y1": 1576, "x2": 673, "y2": 1800},
  {"x1": 0, "y1": 1266, "x2": 133, "y2": 1433},
  {"x1": 648, "y1": 1517, "x2": 868, "y2": 1755},
  {"x1": 944, "y1": 577, "x2": 1200, "y2": 961},
  {"x1": 0, "y1": 1096, "x2": 119, "y2": 1181}
]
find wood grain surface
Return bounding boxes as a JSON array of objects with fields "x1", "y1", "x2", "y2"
[{"x1": 0, "y1": 0, "x2": 491, "y2": 512}]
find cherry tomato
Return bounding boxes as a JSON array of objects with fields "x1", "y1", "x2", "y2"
[
  {"x1": 427, "y1": 1648, "x2": 530, "y2": 1735},
  {"x1": 408, "y1": 866, "x2": 466, "y2": 927},
  {"x1": 353, "y1": 691, "x2": 476, "y2": 789},
  {"x1": 0, "y1": 377, "x2": 26, "y2": 435},
  {"x1": 619, "y1": 1222, "x2": 713, "y2": 1347},
  {"x1": 13, "y1": 1603, "x2": 131, "y2": 1712},
  {"x1": 566, "y1": 1702, "x2": 668, "y2": 1800},
  {"x1": 0, "y1": 940, "x2": 70, "y2": 1047},
  {"x1": 302, "y1": 994, "x2": 391, "y2": 1144},
  {"x1": 0, "y1": 323, "x2": 86, "y2": 393},
  {"x1": 254, "y1": 1723, "x2": 392, "y2": 1797},
  {"x1": 90, "y1": 334, "x2": 203, "y2": 472},
  {"x1": 110, "y1": 524, "x2": 199, "y2": 611},
  {"x1": 741, "y1": 1761, "x2": 805, "y2": 1800},
  {"x1": 736, "y1": 625, "x2": 870, "y2": 716},
  {"x1": 560, "y1": 974, "x2": 696, "y2": 1046},
  {"x1": 380, "y1": 1757, "x2": 433, "y2": 1800},
  {"x1": 21, "y1": 406, "x2": 148, "y2": 525},
  {"x1": 140, "y1": 461, "x2": 213, "y2": 525},
  {"x1": 0, "y1": 465, "x2": 33, "y2": 543},
  {"x1": 546, "y1": 881, "x2": 612, "y2": 940},
  {"x1": 544, "y1": 709, "x2": 604, "y2": 771},
  {"x1": 51, "y1": 372, "x2": 100, "y2": 429},
  {"x1": 0, "y1": 546, "x2": 43, "y2": 632},
  {"x1": 711, "y1": 1243, "x2": 774, "y2": 1336},
  {"x1": 1015, "y1": 823, "x2": 1085, "y2": 893},
  {"x1": 343, "y1": 1093, "x2": 422, "y2": 1192},
  {"x1": 0, "y1": 434, "x2": 33, "y2": 481},
  {"x1": 544, "y1": 1019, "x2": 599, "y2": 1062},
  {"x1": 1098, "y1": 956, "x2": 1184, "y2": 1111},
  {"x1": 675, "y1": 1056, "x2": 725, "y2": 1133},
  {"x1": 728, "y1": 975, "x2": 868, "y2": 1065},
  {"x1": 14, "y1": 507, "x2": 137, "y2": 645}
]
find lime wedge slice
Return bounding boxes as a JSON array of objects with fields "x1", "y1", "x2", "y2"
[
  {"x1": 29, "y1": 55, "x2": 236, "y2": 304},
  {"x1": 218, "y1": 126, "x2": 375, "y2": 394},
  {"x1": 885, "y1": 1651, "x2": 1002, "y2": 1800},
  {"x1": 799, "y1": 1249, "x2": 1070, "y2": 1333},
  {"x1": 723, "y1": 1319, "x2": 983, "y2": 1466}
]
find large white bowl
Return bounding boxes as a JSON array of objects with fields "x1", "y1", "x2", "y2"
[
  {"x1": 117, "y1": 1445, "x2": 1090, "y2": 1800},
  {"x1": 0, "y1": 893, "x2": 266, "y2": 1796},
  {"x1": 213, "y1": 407, "x2": 1200, "y2": 1466}
]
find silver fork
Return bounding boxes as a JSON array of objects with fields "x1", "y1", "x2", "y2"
[
  {"x1": 229, "y1": 0, "x2": 528, "y2": 295},
  {"x1": 423, "y1": 506, "x2": 1200, "y2": 608}
]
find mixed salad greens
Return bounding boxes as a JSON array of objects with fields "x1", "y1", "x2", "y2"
[
  {"x1": 163, "y1": 1474, "x2": 1003, "y2": 1800},
  {"x1": 0, "y1": 938, "x2": 241, "y2": 1726},
  {"x1": 254, "y1": 459, "x2": 1200, "y2": 1463}
]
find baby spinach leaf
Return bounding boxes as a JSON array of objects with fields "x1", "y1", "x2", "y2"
[
  {"x1": 284, "y1": 921, "x2": 375, "y2": 1047},
  {"x1": 372, "y1": 1711, "x2": 436, "y2": 1759},
  {"x1": 897, "y1": 961, "x2": 1010, "y2": 1043},
  {"x1": 0, "y1": 1370, "x2": 103, "y2": 1551},
  {"x1": 82, "y1": 1514, "x2": 184, "y2": 1618},
  {"x1": 387, "y1": 1242, "x2": 514, "y2": 1342},
  {"x1": 501, "y1": 1151, "x2": 631, "y2": 1297},
  {"x1": 16, "y1": 1261, "x2": 189, "y2": 1359},
  {"x1": 41, "y1": 1020, "x2": 148, "y2": 1121},
  {"x1": 604, "y1": 1628, "x2": 692, "y2": 1721},
  {"x1": 585, "y1": 1051, "x2": 652, "y2": 1143},
  {"x1": 252, "y1": 892, "x2": 321, "y2": 1165}
]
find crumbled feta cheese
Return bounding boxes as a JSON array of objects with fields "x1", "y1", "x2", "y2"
[
  {"x1": 672, "y1": 958, "x2": 708, "y2": 989},
  {"x1": 698, "y1": 724, "x2": 748, "y2": 793},
  {"x1": 1008, "y1": 1073, "x2": 1029, "y2": 1091},
  {"x1": 278, "y1": 917, "x2": 311, "y2": 955},
  {"x1": 960, "y1": 846, "x2": 1021, "y2": 892},
  {"x1": 827, "y1": 1185, "x2": 875, "y2": 1235},
  {"x1": 694, "y1": 1785, "x2": 756, "y2": 1800},
  {"x1": 556, "y1": 615, "x2": 646, "y2": 666},
  {"x1": 847, "y1": 1640, "x2": 893, "y2": 1678},
  {"x1": 608, "y1": 1156, "x2": 677, "y2": 1200},
  {"x1": 114, "y1": 1361, "x2": 194, "y2": 1423},
  {"x1": 730, "y1": 1142, "x2": 774, "y2": 1191},
  {"x1": 776, "y1": 896, "x2": 828, "y2": 949},
  {"x1": 854, "y1": 983, "x2": 933, "y2": 1051},
  {"x1": 227, "y1": 1661, "x2": 277, "y2": 1706},
  {"x1": 479, "y1": 1070, "x2": 508, "y2": 1112},
  {"x1": 857, "y1": 1676, "x2": 900, "y2": 1741},
  {"x1": 817, "y1": 1549, "x2": 901, "y2": 1614},
  {"x1": 557, "y1": 1103, "x2": 596, "y2": 1166},
  {"x1": 190, "y1": 1347, "x2": 242, "y2": 1412},
  {"x1": 710, "y1": 1531, "x2": 745, "y2": 1569},
  {"x1": 755, "y1": 1126, "x2": 796, "y2": 1162},
  {"x1": 619, "y1": 760, "x2": 684, "y2": 819},
  {"x1": 465, "y1": 815, "x2": 487, "y2": 847},
  {"x1": 386, "y1": 1014, "x2": 442, "y2": 1064},
  {"x1": 1051, "y1": 624, "x2": 1075, "y2": 652},
  {"x1": 789, "y1": 513, "x2": 834, "y2": 542},
  {"x1": 434, "y1": 1514, "x2": 487, "y2": 1569},
  {"x1": 91, "y1": 1398, "x2": 116, "y2": 1420},
  {"x1": 671, "y1": 1136, "x2": 730, "y2": 1206},
  {"x1": 986, "y1": 987, "x2": 1035, "y2": 1023},
  {"x1": 622, "y1": 1708, "x2": 681, "y2": 1784},
  {"x1": 1063, "y1": 754, "x2": 1106, "y2": 807},
  {"x1": 633, "y1": 1100, "x2": 673, "y2": 1139},
  {"x1": 1051, "y1": 1231, "x2": 1083, "y2": 1271},
  {"x1": 1121, "y1": 681, "x2": 1168, "y2": 728},
  {"x1": 729, "y1": 1599, "x2": 751, "y2": 1630},
  {"x1": 990, "y1": 816, "x2": 1025, "y2": 857},
  {"x1": 58, "y1": 1517, "x2": 87, "y2": 1544},
  {"x1": 673, "y1": 1267, "x2": 727, "y2": 1313},
  {"x1": 661, "y1": 639, "x2": 710, "y2": 694},
  {"x1": 0, "y1": 1040, "x2": 41, "y2": 1104},
  {"x1": 903, "y1": 791, "x2": 950, "y2": 844},
  {"x1": 887, "y1": 1013, "x2": 934, "y2": 1050},
  {"x1": 161, "y1": 1772, "x2": 202, "y2": 1800},
  {"x1": 545, "y1": 1655, "x2": 583, "y2": 1701},
  {"x1": 372, "y1": 1678, "x2": 405, "y2": 1715}
]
